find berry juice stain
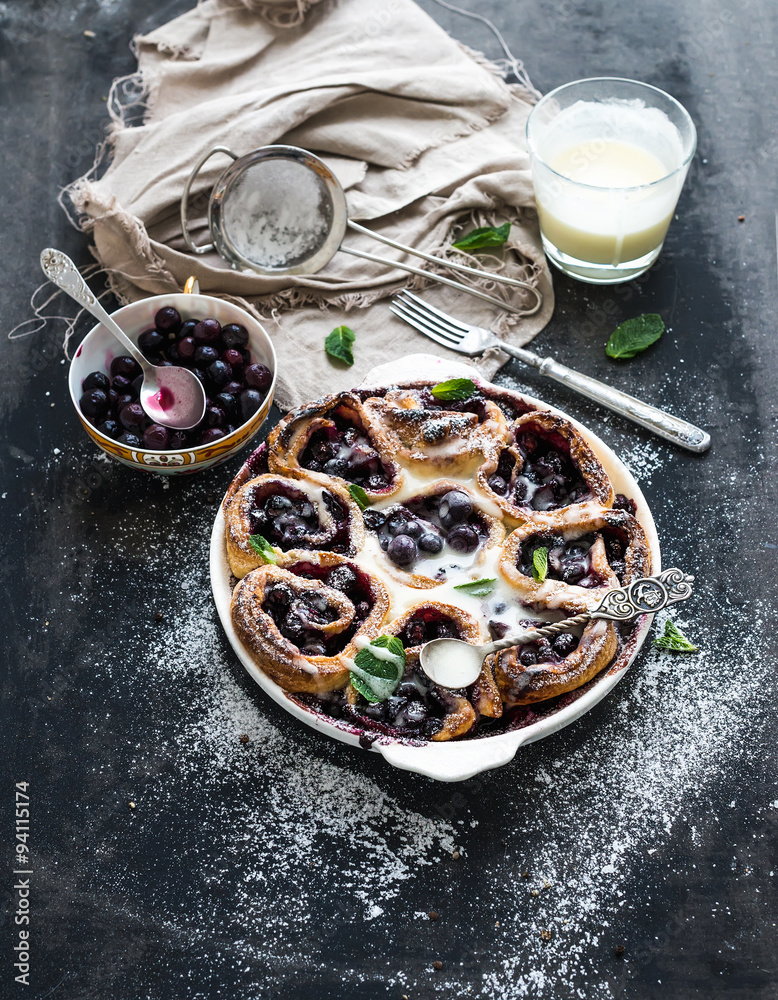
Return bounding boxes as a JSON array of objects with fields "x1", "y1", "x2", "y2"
[{"x1": 154, "y1": 386, "x2": 176, "y2": 412}]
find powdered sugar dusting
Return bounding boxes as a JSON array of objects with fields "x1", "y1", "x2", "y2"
[{"x1": 90, "y1": 500, "x2": 766, "y2": 998}]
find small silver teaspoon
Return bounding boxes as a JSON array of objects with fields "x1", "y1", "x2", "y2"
[
  {"x1": 41, "y1": 248, "x2": 206, "y2": 431},
  {"x1": 420, "y1": 568, "x2": 695, "y2": 688}
]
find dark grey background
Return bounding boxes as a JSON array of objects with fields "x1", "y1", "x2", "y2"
[{"x1": 1, "y1": 1, "x2": 776, "y2": 998}]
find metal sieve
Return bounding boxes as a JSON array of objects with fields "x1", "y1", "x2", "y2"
[{"x1": 180, "y1": 144, "x2": 542, "y2": 315}]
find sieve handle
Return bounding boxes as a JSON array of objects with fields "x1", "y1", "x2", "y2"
[
  {"x1": 180, "y1": 146, "x2": 238, "y2": 255},
  {"x1": 341, "y1": 244, "x2": 532, "y2": 316},
  {"x1": 347, "y1": 220, "x2": 544, "y2": 316}
]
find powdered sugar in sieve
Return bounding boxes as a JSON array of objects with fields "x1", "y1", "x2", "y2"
[{"x1": 221, "y1": 158, "x2": 334, "y2": 269}]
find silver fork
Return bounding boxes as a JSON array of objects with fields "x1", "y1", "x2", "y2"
[{"x1": 390, "y1": 290, "x2": 711, "y2": 453}]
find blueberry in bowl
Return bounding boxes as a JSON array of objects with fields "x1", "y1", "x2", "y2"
[{"x1": 68, "y1": 290, "x2": 276, "y2": 474}]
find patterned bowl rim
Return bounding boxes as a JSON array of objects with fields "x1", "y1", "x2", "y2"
[{"x1": 68, "y1": 290, "x2": 277, "y2": 458}]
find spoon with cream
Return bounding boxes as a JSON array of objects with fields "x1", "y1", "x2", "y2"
[
  {"x1": 41, "y1": 248, "x2": 206, "y2": 430},
  {"x1": 420, "y1": 568, "x2": 695, "y2": 688}
]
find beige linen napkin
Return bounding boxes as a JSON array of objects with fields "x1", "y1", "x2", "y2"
[{"x1": 65, "y1": 0, "x2": 554, "y2": 409}]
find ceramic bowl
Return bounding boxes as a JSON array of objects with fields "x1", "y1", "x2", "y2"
[
  {"x1": 210, "y1": 354, "x2": 662, "y2": 782},
  {"x1": 68, "y1": 290, "x2": 276, "y2": 475}
]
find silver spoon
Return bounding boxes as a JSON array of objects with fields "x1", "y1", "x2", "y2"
[
  {"x1": 420, "y1": 568, "x2": 695, "y2": 688},
  {"x1": 41, "y1": 248, "x2": 206, "y2": 430}
]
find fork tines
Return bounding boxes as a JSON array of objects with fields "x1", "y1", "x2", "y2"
[{"x1": 389, "y1": 291, "x2": 467, "y2": 349}]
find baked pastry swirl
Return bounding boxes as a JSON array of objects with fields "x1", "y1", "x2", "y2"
[
  {"x1": 224, "y1": 473, "x2": 363, "y2": 578},
  {"x1": 268, "y1": 392, "x2": 403, "y2": 501},
  {"x1": 231, "y1": 551, "x2": 390, "y2": 694},
  {"x1": 225, "y1": 377, "x2": 654, "y2": 744}
]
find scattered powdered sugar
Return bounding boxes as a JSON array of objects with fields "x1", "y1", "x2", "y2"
[
  {"x1": 70, "y1": 382, "x2": 768, "y2": 1000},
  {"x1": 616, "y1": 438, "x2": 665, "y2": 485},
  {"x1": 82, "y1": 498, "x2": 769, "y2": 999}
]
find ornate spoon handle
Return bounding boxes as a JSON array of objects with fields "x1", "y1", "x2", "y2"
[
  {"x1": 40, "y1": 248, "x2": 149, "y2": 370},
  {"x1": 485, "y1": 569, "x2": 694, "y2": 655}
]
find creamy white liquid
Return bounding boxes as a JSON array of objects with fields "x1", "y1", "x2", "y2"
[{"x1": 534, "y1": 100, "x2": 686, "y2": 265}]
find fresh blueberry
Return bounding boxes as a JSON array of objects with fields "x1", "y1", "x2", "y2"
[
  {"x1": 221, "y1": 322, "x2": 249, "y2": 349},
  {"x1": 418, "y1": 531, "x2": 443, "y2": 554},
  {"x1": 82, "y1": 371, "x2": 109, "y2": 392},
  {"x1": 438, "y1": 490, "x2": 473, "y2": 528},
  {"x1": 244, "y1": 363, "x2": 273, "y2": 391},
  {"x1": 193, "y1": 318, "x2": 221, "y2": 343},
  {"x1": 154, "y1": 306, "x2": 182, "y2": 334},
  {"x1": 143, "y1": 424, "x2": 170, "y2": 450},
  {"x1": 239, "y1": 389, "x2": 263, "y2": 422},
  {"x1": 386, "y1": 510, "x2": 408, "y2": 536},
  {"x1": 79, "y1": 388, "x2": 108, "y2": 418}
]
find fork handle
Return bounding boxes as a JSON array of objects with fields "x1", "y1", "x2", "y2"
[{"x1": 499, "y1": 345, "x2": 711, "y2": 453}]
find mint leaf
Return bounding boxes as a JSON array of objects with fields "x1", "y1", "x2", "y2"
[
  {"x1": 605, "y1": 314, "x2": 664, "y2": 360},
  {"x1": 248, "y1": 534, "x2": 278, "y2": 564},
  {"x1": 652, "y1": 619, "x2": 697, "y2": 653},
  {"x1": 348, "y1": 483, "x2": 370, "y2": 510},
  {"x1": 532, "y1": 546, "x2": 548, "y2": 583},
  {"x1": 430, "y1": 378, "x2": 476, "y2": 401},
  {"x1": 350, "y1": 635, "x2": 405, "y2": 703},
  {"x1": 452, "y1": 222, "x2": 511, "y2": 252},
  {"x1": 325, "y1": 325, "x2": 355, "y2": 366},
  {"x1": 453, "y1": 578, "x2": 497, "y2": 598}
]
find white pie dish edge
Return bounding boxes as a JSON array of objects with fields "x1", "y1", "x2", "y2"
[{"x1": 210, "y1": 353, "x2": 661, "y2": 782}]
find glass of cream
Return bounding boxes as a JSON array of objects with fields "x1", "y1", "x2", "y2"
[{"x1": 526, "y1": 78, "x2": 696, "y2": 284}]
